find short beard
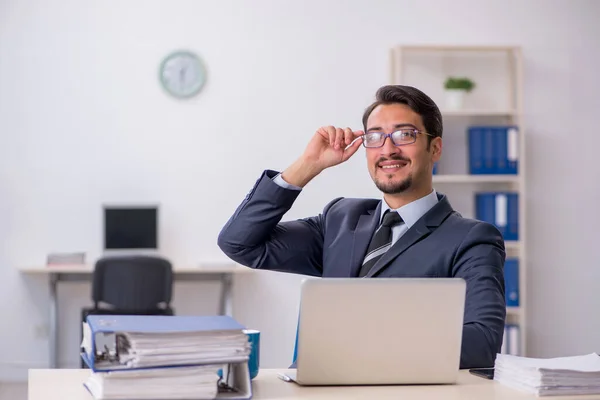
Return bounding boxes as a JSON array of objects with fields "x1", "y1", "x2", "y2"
[{"x1": 374, "y1": 174, "x2": 413, "y2": 194}]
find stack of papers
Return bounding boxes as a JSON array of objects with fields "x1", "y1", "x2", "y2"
[
  {"x1": 81, "y1": 315, "x2": 252, "y2": 370},
  {"x1": 116, "y1": 330, "x2": 251, "y2": 368},
  {"x1": 85, "y1": 365, "x2": 220, "y2": 400},
  {"x1": 494, "y1": 352, "x2": 600, "y2": 396}
]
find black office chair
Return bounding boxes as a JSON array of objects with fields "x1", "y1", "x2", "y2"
[{"x1": 80, "y1": 255, "x2": 175, "y2": 367}]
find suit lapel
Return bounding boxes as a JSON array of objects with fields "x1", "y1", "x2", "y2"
[
  {"x1": 365, "y1": 195, "x2": 455, "y2": 278},
  {"x1": 349, "y1": 202, "x2": 382, "y2": 277}
]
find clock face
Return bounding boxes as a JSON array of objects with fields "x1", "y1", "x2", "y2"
[{"x1": 159, "y1": 51, "x2": 206, "y2": 98}]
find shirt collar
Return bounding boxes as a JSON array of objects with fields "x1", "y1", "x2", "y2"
[{"x1": 380, "y1": 189, "x2": 439, "y2": 228}]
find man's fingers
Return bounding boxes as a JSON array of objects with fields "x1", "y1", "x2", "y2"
[
  {"x1": 318, "y1": 126, "x2": 362, "y2": 150},
  {"x1": 343, "y1": 127, "x2": 354, "y2": 146},
  {"x1": 323, "y1": 126, "x2": 335, "y2": 146},
  {"x1": 343, "y1": 130, "x2": 364, "y2": 149},
  {"x1": 342, "y1": 136, "x2": 363, "y2": 161},
  {"x1": 335, "y1": 127, "x2": 344, "y2": 149}
]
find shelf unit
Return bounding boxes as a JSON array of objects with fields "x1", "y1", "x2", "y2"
[
  {"x1": 442, "y1": 110, "x2": 518, "y2": 117},
  {"x1": 432, "y1": 174, "x2": 521, "y2": 184},
  {"x1": 390, "y1": 45, "x2": 527, "y2": 356}
]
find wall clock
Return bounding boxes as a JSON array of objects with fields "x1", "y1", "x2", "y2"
[{"x1": 159, "y1": 50, "x2": 206, "y2": 99}]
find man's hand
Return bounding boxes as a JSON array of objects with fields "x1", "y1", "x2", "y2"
[
  {"x1": 281, "y1": 126, "x2": 364, "y2": 188},
  {"x1": 304, "y1": 126, "x2": 365, "y2": 170}
]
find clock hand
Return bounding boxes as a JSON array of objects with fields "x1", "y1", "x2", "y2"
[{"x1": 179, "y1": 66, "x2": 187, "y2": 87}]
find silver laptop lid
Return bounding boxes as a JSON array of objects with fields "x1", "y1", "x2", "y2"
[{"x1": 294, "y1": 278, "x2": 466, "y2": 385}]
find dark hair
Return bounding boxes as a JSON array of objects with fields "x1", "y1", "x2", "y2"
[{"x1": 362, "y1": 85, "x2": 443, "y2": 143}]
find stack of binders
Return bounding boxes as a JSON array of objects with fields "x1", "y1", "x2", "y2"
[{"x1": 81, "y1": 315, "x2": 253, "y2": 400}]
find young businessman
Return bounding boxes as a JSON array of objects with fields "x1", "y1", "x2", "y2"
[{"x1": 218, "y1": 85, "x2": 506, "y2": 369}]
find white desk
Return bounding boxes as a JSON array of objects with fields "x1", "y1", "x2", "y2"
[
  {"x1": 27, "y1": 368, "x2": 600, "y2": 400},
  {"x1": 19, "y1": 263, "x2": 249, "y2": 369}
]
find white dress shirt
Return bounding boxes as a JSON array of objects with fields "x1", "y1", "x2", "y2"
[
  {"x1": 379, "y1": 189, "x2": 438, "y2": 245},
  {"x1": 272, "y1": 173, "x2": 439, "y2": 245}
]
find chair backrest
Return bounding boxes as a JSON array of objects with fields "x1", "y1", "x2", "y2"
[{"x1": 92, "y1": 255, "x2": 173, "y2": 312}]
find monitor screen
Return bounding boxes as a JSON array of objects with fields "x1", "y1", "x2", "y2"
[{"x1": 103, "y1": 206, "x2": 158, "y2": 250}]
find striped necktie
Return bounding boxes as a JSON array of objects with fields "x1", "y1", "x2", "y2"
[{"x1": 358, "y1": 211, "x2": 403, "y2": 277}]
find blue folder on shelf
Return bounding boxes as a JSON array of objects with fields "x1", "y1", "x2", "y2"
[
  {"x1": 475, "y1": 192, "x2": 519, "y2": 241},
  {"x1": 504, "y1": 258, "x2": 520, "y2": 307},
  {"x1": 468, "y1": 125, "x2": 519, "y2": 175}
]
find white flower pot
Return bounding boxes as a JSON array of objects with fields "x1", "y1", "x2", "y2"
[{"x1": 445, "y1": 89, "x2": 466, "y2": 110}]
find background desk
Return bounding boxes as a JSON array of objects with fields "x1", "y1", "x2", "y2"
[
  {"x1": 28, "y1": 368, "x2": 600, "y2": 400},
  {"x1": 19, "y1": 263, "x2": 248, "y2": 369}
]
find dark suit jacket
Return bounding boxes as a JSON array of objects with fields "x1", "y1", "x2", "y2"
[{"x1": 218, "y1": 170, "x2": 507, "y2": 369}]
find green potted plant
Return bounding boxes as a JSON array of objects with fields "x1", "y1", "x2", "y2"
[{"x1": 444, "y1": 77, "x2": 475, "y2": 109}]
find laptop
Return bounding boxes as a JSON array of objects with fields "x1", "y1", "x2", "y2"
[{"x1": 281, "y1": 277, "x2": 466, "y2": 386}]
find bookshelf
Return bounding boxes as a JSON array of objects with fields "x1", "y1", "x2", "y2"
[
  {"x1": 442, "y1": 109, "x2": 518, "y2": 117},
  {"x1": 432, "y1": 174, "x2": 521, "y2": 184},
  {"x1": 390, "y1": 45, "x2": 527, "y2": 356}
]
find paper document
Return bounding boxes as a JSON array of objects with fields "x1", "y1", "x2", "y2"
[
  {"x1": 117, "y1": 330, "x2": 251, "y2": 368},
  {"x1": 85, "y1": 365, "x2": 220, "y2": 400},
  {"x1": 494, "y1": 352, "x2": 600, "y2": 396}
]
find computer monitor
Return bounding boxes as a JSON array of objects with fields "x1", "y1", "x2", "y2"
[{"x1": 103, "y1": 205, "x2": 158, "y2": 251}]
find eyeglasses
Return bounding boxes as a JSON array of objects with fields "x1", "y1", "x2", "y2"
[{"x1": 361, "y1": 129, "x2": 434, "y2": 148}]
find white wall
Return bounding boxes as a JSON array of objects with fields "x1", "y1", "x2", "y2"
[{"x1": 1, "y1": 0, "x2": 599, "y2": 381}]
